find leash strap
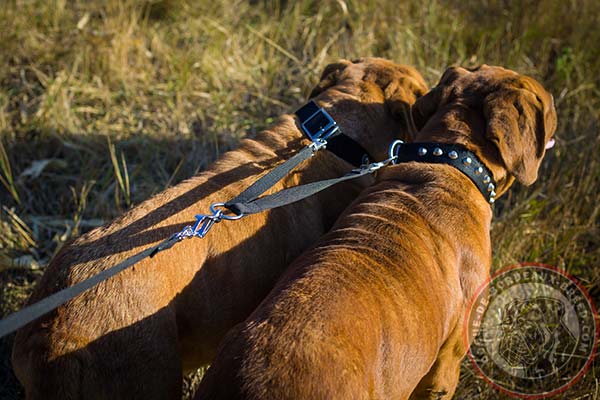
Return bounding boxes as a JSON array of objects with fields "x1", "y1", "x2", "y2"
[
  {"x1": 224, "y1": 100, "x2": 373, "y2": 215},
  {"x1": 0, "y1": 235, "x2": 179, "y2": 338},
  {"x1": 225, "y1": 161, "x2": 386, "y2": 215},
  {"x1": 224, "y1": 145, "x2": 317, "y2": 215},
  {"x1": 0, "y1": 158, "x2": 390, "y2": 339},
  {"x1": 0, "y1": 101, "x2": 388, "y2": 339},
  {"x1": 225, "y1": 100, "x2": 369, "y2": 215}
]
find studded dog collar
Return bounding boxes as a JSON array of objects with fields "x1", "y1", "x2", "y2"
[
  {"x1": 389, "y1": 141, "x2": 497, "y2": 204},
  {"x1": 295, "y1": 100, "x2": 373, "y2": 167}
]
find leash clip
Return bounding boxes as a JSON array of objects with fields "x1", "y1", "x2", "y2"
[
  {"x1": 174, "y1": 202, "x2": 244, "y2": 241},
  {"x1": 362, "y1": 161, "x2": 386, "y2": 173},
  {"x1": 192, "y1": 214, "x2": 219, "y2": 238},
  {"x1": 352, "y1": 155, "x2": 396, "y2": 175},
  {"x1": 308, "y1": 138, "x2": 328, "y2": 153}
]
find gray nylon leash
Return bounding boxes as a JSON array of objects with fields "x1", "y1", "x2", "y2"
[
  {"x1": 0, "y1": 148, "x2": 396, "y2": 339},
  {"x1": 226, "y1": 161, "x2": 386, "y2": 215},
  {"x1": 0, "y1": 148, "x2": 319, "y2": 339},
  {"x1": 0, "y1": 99, "x2": 396, "y2": 340},
  {"x1": 225, "y1": 145, "x2": 318, "y2": 211}
]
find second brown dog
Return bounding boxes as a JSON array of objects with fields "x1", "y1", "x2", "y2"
[{"x1": 195, "y1": 65, "x2": 557, "y2": 399}]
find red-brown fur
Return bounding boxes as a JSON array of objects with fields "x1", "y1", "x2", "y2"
[
  {"x1": 194, "y1": 65, "x2": 557, "y2": 400},
  {"x1": 11, "y1": 58, "x2": 427, "y2": 399}
]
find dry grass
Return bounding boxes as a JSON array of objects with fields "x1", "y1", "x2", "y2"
[{"x1": 0, "y1": 0, "x2": 599, "y2": 398}]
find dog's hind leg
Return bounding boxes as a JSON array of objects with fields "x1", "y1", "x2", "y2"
[{"x1": 409, "y1": 322, "x2": 466, "y2": 400}]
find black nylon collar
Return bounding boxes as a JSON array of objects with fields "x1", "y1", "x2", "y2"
[
  {"x1": 295, "y1": 100, "x2": 372, "y2": 167},
  {"x1": 391, "y1": 142, "x2": 497, "y2": 204}
]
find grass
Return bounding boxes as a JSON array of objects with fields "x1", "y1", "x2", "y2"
[{"x1": 0, "y1": 0, "x2": 599, "y2": 398}]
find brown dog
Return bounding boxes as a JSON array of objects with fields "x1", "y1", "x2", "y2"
[
  {"x1": 194, "y1": 65, "x2": 557, "y2": 400},
  {"x1": 11, "y1": 58, "x2": 427, "y2": 399}
]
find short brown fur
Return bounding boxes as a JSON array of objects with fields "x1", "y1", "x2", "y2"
[
  {"x1": 11, "y1": 58, "x2": 427, "y2": 399},
  {"x1": 195, "y1": 65, "x2": 557, "y2": 400}
]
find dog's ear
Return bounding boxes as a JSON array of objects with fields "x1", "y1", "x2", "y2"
[
  {"x1": 411, "y1": 85, "x2": 442, "y2": 132},
  {"x1": 382, "y1": 67, "x2": 428, "y2": 137},
  {"x1": 309, "y1": 60, "x2": 352, "y2": 98},
  {"x1": 483, "y1": 78, "x2": 557, "y2": 185},
  {"x1": 411, "y1": 66, "x2": 468, "y2": 131}
]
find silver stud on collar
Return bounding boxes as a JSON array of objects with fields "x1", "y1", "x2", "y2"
[
  {"x1": 487, "y1": 183, "x2": 495, "y2": 192},
  {"x1": 474, "y1": 166, "x2": 483, "y2": 175},
  {"x1": 433, "y1": 147, "x2": 443, "y2": 156},
  {"x1": 462, "y1": 157, "x2": 472, "y2": 166},
  {"x1": 489, "y1": 197, "x2": 495, "y2": 204},
  {"x1": 448, "y1": 150, "x2": 458, "y2": 160},
  {"x1": 490, "y1": 190, "x2": 496, "y2": 198},
  {"x1": 418, "y1": 147, "x2": 427, "y2": 156},
  {"x1": 483, "y1": 175, "x2": 491, "y2": 184}
]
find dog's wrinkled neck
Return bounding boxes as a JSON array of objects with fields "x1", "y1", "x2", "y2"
[
  {"x1": 414, "y1": 106, "x2": 514, "y2": 197},
  {"x1": 377, "y1": 163, "x2": 494, "y2": 221}
]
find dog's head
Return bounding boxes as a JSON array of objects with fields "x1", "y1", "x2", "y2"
[
  {"x1": 309, "y1": 58, "x2": 427, "y2": 160},
  {"x1": 412, "y1": 65, "x2": 557, "y2": 186}
]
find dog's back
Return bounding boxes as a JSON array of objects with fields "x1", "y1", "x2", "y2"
[{"x1": 195, "y1": 164, "x2": 492, "y2": 399}]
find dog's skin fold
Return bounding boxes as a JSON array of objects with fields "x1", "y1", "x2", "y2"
[
  {"x1": 11, "y1": 58, "x2": 427, "y2": 399},
  {"x1": 194, "y1": 65, "x2": 557, "y2": 400}
]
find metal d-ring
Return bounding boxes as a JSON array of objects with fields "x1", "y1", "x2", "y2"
[
  {"x1": 388, "y1": 139, "x2": 404, "y2": 163},
  {"x1": 209, "y1": 202, "x2": 244, "y2": 220}
]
